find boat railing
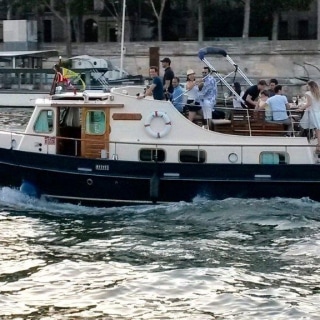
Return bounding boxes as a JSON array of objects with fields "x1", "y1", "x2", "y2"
[
  {"x1": 3, "y1": 130, "x2": 316, "y2": 158},
  {"x1": 197, "y1": 105, "x2": 303, "y2": 137}
]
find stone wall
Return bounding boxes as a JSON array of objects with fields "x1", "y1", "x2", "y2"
[
  {"x1": 2, "y1": 40, "x2": 320, "y2": 95},
  {"x1": 37, "y1": 40, "x2": 320, "y2": 81}
]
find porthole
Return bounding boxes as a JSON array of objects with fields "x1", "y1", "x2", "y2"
[{"x1": 228, "y1": 153, "x2": 238, "y2": 163}]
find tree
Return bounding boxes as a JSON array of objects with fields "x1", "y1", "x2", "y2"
[
  {"x1": 318, "y1": 0, "x2": 320, "y2": 40},
  {"x1": 100, "y1": 0, "x2": 125, "y2": 42},
  {"x1": 147, "y1": 0, "x2": 168, "y2": 41},
  {"x1": 251, "y1": 0, "x2": 314, "y2": 40},
  {"x1": 198, "y1": 0, "x2": 204, "y2": 42},
  {"x1": 0, "y1": 0, "x2": 39, "y2": 19},
  {"x1": 202, "y1": 1, "x2": 244, "y2": 40},
  {"x1": 40, "y1": 0, "x2": 73, "y2": 58},
  {"x1": 6, "y1": 0, "x2": 95, "y2": 57},
  {"x1": 242, "y1": 0, "x2": 250, "y2": 39}
]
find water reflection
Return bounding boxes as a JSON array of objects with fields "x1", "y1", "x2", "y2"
[
  {"x1": 0, "y1": 108, "x2": 33, "y2": 131},
  {"x1": 0, "y1": 190, "x2": 320, "y2": 319}
]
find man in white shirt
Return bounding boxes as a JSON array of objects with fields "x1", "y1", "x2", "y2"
[
  {"x1": 265, "y1": 84, "x2": 293, "y2": 135},
  {"x1": 198, "y1": 66, "x2": 218, "y2": 129}
]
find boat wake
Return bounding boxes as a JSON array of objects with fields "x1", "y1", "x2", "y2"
[{"x1": 1, "y1": 186, "x2": 320, "y2": 222}]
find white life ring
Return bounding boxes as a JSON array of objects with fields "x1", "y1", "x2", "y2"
[{"x1": 144, "y1": 111, "x2": 172, "y2": 138}]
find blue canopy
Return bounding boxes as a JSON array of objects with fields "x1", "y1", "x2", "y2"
[{"x1": 198, "y1": 47, "x2": 227, "y2": 60}]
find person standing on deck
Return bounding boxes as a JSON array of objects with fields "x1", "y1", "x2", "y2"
[
  {"x1": 137, "y1": 66, "x2": 164, "y2": 100},
  {"x1": 198, "y1": 66, "x2": 217, "y2": 129},
  {"x1": 298, "y1": 80, "x2": 320, "y2": 152},
  {"x1": 242, "y1": 79, "x2": 267, "y2": 109},
  {"x1": 185, "y1": 69, "x2": 201, "y2": 121},
  {"x1": 161, "y1": 57, "x2": 174, "y2": 100}
]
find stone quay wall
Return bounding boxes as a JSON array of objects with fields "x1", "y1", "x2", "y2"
[
  {"x1": 3, "y1": 40, "x2": 320, "y2": 95},
  {"x1": 40, "y1": 40, "x2": 320, "y2": 79}
]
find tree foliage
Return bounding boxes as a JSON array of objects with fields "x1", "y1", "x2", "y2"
[
  {"x1": 0, "y1": 0, "x2": 317, "y2": 46},
  {"x1": 250, "y1": 0, "x2": 314, "y2": 39},
  {"x1": 257, "y1": 0, "x2": 313, "y2": 12},
  {"x1": 146, "y1": 0, "x2": 168, "y2": 41}
]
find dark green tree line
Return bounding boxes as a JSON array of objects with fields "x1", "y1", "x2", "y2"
[{"x1": 0, "y1": 0, "x2": 317, "y2": 54}]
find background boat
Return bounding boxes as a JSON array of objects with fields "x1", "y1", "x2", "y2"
[
  {"x1": 0, "y1": 50, "x2": 58, "y2": 107},
  {"x1": 0, "y1": 50, "x2": 144, "y2": 107},
  {"x1": 69, "y1": 54, "x2": 144, "y2": 89}
]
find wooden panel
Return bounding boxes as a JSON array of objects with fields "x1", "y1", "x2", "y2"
[
  {"x1": 231, "y1": 110, "x2": 251, "y2": 135},
  {"x1": 230, "y1": 109, "x2": 285, "y2": 136},
  {"x1": 149, "y1": 47, "x2": 159, "y2": 70},
  {"x1": 214, "y1": 123, "x2": 233, "y2": 134},
  {"x1": 112, "y1": 113, "x2": 142, "y2": 120},
  {"x1": 52, "y1": 102, "x2": 124, "y2": 108},
  {"x1": 81, "y1": 108, "x2": 110, "y2": 158}
]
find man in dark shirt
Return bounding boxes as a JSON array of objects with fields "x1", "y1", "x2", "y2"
[
  {"x1": 160, "y1": 57, "x2": 174, "y2": 97},
  {"x1": 242, "y1": 79, "x2": 267, "y2": 109},
  {"x1": 138, "y1": 66, "x2": 164, "y2": 100}
]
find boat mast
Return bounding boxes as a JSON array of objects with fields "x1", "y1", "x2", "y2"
[{"x1": 120, "y1": 0, "x2": 126, "y2": 77}]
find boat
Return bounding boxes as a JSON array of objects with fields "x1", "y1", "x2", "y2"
[
  {"x1": 0, "y1": 50, "x2": 144, "y2": 107},
  {"x1": 0, "y1": 47, "x2": 319, "y2": 207},
  {"x1": 69, "y1": 55, "x2": 144, "y2": 88},
  {"x1": 0, "y1": 50, "x2": 59, "y2": 107}
]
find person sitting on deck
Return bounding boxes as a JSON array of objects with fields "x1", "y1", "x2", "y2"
[
  {"x1": 232, "y1": 82, "x2": 245, "y2": 108},
  {"x1": 171, "y1": 76, "x2": 184, "y2": 113},
  {"x1": 264, "y1": 84, "x2": 293, "y2": 135},
  {"x1": 255, "y1": 90, "x2": 269, "y2": 108},
  {"x1": 268, "y1": 78, "x2": 278, "y2": 97}
]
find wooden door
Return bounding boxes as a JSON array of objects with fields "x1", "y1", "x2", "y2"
[{"x1": 81, "y1": 108, "x2": 110, "y2": 158}]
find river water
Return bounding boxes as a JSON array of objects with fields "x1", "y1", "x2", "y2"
[{"x1": 0, "y1": 187, "x2": 319, "y2": 320}]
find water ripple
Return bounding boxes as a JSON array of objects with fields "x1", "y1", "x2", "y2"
[{"x1": 0, "y1": 188, "x2": 320, "y2": 319}]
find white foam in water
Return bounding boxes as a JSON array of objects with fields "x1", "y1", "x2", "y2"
[
  {"x1": 0, "y1": 186, "x2": 179, "y2": 217},
  {"x1": 0, "y1": 186, "x2": 102, "y2": 216},
  {"x1": 0, "y1": 186, "x2": 37, "y2": 205}
]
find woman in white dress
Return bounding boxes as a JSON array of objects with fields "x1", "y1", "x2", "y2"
[{"x1": 298, "y1": 80, "x2": 320, "y2": 151}]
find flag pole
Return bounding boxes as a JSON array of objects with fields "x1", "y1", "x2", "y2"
[{"x1": 120, "y1": 0, "x2": 126, "y2": 77}]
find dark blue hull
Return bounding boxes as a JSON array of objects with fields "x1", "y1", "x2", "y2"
[{"x1": 0, "y1": 149, "x2": 320, "y2": 206}]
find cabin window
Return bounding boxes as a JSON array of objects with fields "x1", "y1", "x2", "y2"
[
  {"x1": 85, "y1": 111, "x2": 106, "y2": 135},
  {"x1": 260, "y1": 152, "x2": 288, "y2": 165},
  {"x1": 34, "y1": 110, "x2": 54, "y2": 133},
  {"x1": 140, "y1": 149, "x2": 165, "y2": 162},
  {"x1": 179, "y1": 150, "x2": 206, "y2": 163}
]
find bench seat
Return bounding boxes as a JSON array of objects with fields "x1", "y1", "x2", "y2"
[{"x1": 230, "y1": 109, "x2": 286, "y2": 136}]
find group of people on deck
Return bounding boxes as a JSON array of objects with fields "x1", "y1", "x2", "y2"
[
  {"x1": 184, "y1": 67, "x2": 225, "y2": 128},
  {"x1": 246, "y1": 79, "x2": 294, "y2": 135},
  {"x1": 138, "y1": 58, "x2": 223, "y2": 129},
  {"x1": 137, "y1": 57, "x2": 320, "y2": 149},
  {"x1": 239, "y1": 77, "x2": 320, "y2": 148}
]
